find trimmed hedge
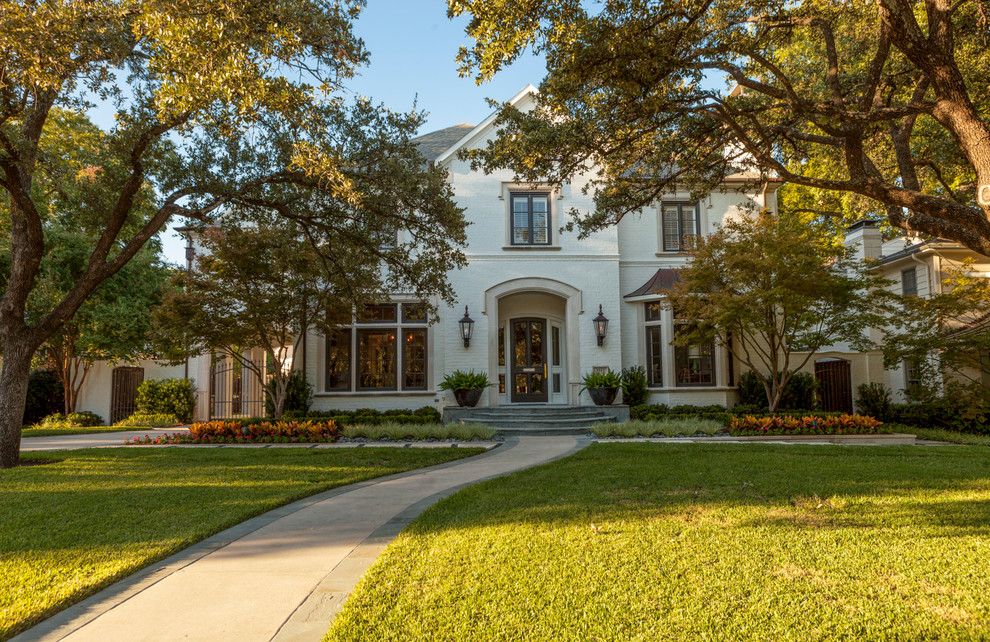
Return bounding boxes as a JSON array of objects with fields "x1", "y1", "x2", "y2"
[
  {"x1": 631, "y1": 403, "x2": 851, "y2": 427},
  {"x1": 283, "y1": 406, "x2": 442, "y2": 426},
  {"x1": 728, "y1": 414, "x2": 883, "y2": 436},
  {"x1": 136, "y1": 378, "x2": 196, "y2": 423},
  {"x1": 114, "y1": 412, "x2": 180, "y2": 427},
  {"x1": 886, "y1": 399, "x2": 989, "y2": 435},
  {"x1": 36, "y1": 411, "x2": 103, "y2": 429}
]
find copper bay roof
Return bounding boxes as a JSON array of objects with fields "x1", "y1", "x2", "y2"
[{"x1": 624, "y1": 268, "x2": 681, "y2": 298}]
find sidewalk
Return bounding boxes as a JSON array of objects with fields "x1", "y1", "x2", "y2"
[{"x1": 16, "y1": 435, "x2": 586, "y2": 642}]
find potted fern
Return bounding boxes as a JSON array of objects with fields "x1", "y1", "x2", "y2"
[
  {"x1": 581, "y1": 370, "x2": 622, "y2": 406},
  {"x1": 439, "y1": 370, "x2": 492, "y2": 407}
]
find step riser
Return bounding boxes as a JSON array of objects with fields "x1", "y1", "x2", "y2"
[{"x1": 468, "y1": 419, "x2": 614, "y2": 430}]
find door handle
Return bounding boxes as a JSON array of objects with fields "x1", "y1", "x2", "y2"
[{"x1": 544, "y1": 363, "x2": 548, "y2": 378}]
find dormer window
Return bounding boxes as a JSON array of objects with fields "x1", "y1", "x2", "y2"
[
  {"x1": 510, "y1": 193, "x2": 552, "y2": 245},
  {"x1": 661, "y1": 202, "x2": 700, "y2": 252}
]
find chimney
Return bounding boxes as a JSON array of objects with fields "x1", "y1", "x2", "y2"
[{"x1": 844, "y1": 220, "x2": 882, "y2": 261}]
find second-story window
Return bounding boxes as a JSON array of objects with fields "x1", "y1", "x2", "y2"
[
  {"x1": 661, "y1": 202, "x2": 700, "y2": 252},
  {"x1": 510, "y1": 193, "x2": 551, "y2": 245},
  {"x1": 901, "y1": 267, "x2": 918, "y2": 296}
]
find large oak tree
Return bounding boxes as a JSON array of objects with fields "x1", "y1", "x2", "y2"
[
  {"x1": 0, "y1": 1, "x2": 466, "y2": 466},
  {"x1": 449, "y1": 0, "x2": 990, "y2": 249}
]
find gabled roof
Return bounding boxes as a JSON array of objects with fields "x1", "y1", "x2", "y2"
[
  {"x1": 433, "y1": 84, "x2": 539, "y2": 165},
  {"x1": 624, "y1": 268, "x2": 681, "y2": 298},
  {"x1": 411, "y1": 124, "x2": 475, "y2": 163}
]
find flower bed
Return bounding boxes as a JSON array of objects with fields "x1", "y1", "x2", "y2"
[
  {"x1": 728, "y1": 414, "x2": 883, "y2": 436},
  {"x1": 125, "y1": 419, "x2": 340, "y2": 445}
]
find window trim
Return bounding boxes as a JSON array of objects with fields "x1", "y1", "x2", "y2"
[
  {"x1": 509, "y1": 192, "x2": 553, "y2": 246},
  {"x1": 643, "y1": 302, "x2": 665, "y2": 388},
  {"x1": 659, "y1": 201, "x2": 701, "y2": 253}
]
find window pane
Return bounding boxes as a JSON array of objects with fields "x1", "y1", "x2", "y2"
[
  {"x1": 358, "y1": 303, "x2": 397, "y2": 323},
  {"x1": 532, "y1": 210, "x2": 548, "y2": 244},
  {"x1": 510, "y1": 193, "x2": 551, "y2": 245},
  {"x1": 646, "y1": 325, "x2": 663, "y2": 387},
  {"x1": 401, "y1": 302, "x2": 428, "y2": 323},
  {"x1": 675, "y1": 335, "x2": 714, "y2": 386},
  {"x1": 901, "y1": 268, "x2": 918, "y2": 296},
  {"x1": 662, "y1": 206, "x2": 681, "y2": 251},
  {"x1": 498, "y1": 324, "x2": 505, "y2": 367},
  {"x1": 402, "y1": 329, "x2": 427, "y2": 390},
  {"x1": 645, "y1": 302, "x2": 663, "y2": 322},
  {"x1": 680, "y1": 205, "x2": 698, "y2": 249},
  {"x1": 325, "y1": 330, "x2": 351, "y2": 391},
  {"x1": 551, "y1": 326, "x2": 561, "y2": 366},
  {"x1": 357, "y1": 329, "x2": 396, "y2": 390}
]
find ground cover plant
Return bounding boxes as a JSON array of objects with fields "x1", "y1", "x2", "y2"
[
  {"x1": 114, "y1": 412, "x2": 180, "y2": 428},
  {"x1": 0, "y1": 446, "x2": 482, "y2": 638},
  {"x1": 341, "y1": 423, "x2": 495, "y2": 441},
  {"x1": 592, "y1": 418, "x2": 723, "y2": 438},
  {"x1": 327, "y1": 443, "x2": 990, "y2": 641}
]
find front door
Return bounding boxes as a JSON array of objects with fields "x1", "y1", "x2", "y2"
[{"x1": 511, "y1": 318, "x2": 548, "y2": 402}]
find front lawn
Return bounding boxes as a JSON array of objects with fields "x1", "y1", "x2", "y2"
[
  {"x1": 328, "y1": 443, "x2": 990, "y2": 641},
  {"x1": 0, "y1": 446, "x2": 482, "y2": 638}
]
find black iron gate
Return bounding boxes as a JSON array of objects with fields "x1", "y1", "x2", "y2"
[
  {"x1": 209, "y1": 352, "x2": 266, "y2": 419},
  {"x1": 110, "y1": 366, "x2": 144, "y2": 424},
  {"x1": 815, "y1": 359, "x2": 853, "y2": 413}
]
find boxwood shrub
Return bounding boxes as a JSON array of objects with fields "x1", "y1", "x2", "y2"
[
  {"x1": 136, "y1": 378, "x2": 196, "y2": 423},
  {"x1": 282, "y1": 406, "x2": 442, "y2": 426}
]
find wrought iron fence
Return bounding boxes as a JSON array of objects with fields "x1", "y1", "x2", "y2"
[{"x1": 208, "y1": 352, "x2": 267, "y2": 419}]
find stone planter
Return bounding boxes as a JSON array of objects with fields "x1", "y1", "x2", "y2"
[
  {"x1": 587, "y1": 386, "x2": 619, "y2": 406},
  {"x1": 453, "y1": 388, "x2": 484, "y2": 408}
]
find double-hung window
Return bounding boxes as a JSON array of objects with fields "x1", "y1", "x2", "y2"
[
  {"x1": 644, "y1": 302, "x2": 664, "y2": 387},
  {"x1": 660, "y1": 202, "x2": 701, "y2": 252},
  {"x1": 325, "y1": 303, "x2": 429, "y2": 392},
  {"x1": 510, "y1": 193, "x2": 552, "y2": 245}
]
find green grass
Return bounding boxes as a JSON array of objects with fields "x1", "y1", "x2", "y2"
[
  {"x1": 592, "y1": 417, "x2": 723, "y2": 438},
  {"x1": 327, "y1": 443, "x2": 990, "y2": 641},
  {"x1": 891, "y1": 425, "x2": 990, "y2": 445},
  {"x1": 341, "y1": 422, "x2": 496, "y2": 441},
  {"x1": 20, "y1": 426, "x2": 141, "y2": 438},
  {"x1": 0, "y1": 446, "x2": 482, "y2": 639}
]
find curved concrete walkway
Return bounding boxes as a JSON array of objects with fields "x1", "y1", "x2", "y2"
[
  {"x1": 16, "y1": 435, "x2": 587, "y2": 642},
  {"x1": 20, "y1": 428, "x2": 190, "y2": 451}
]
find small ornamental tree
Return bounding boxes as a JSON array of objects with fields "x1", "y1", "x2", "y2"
[{"x1": 664, "y1": 210, "x2": 894, "y2": 411}]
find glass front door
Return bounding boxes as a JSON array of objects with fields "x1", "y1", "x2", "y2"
[{"x1": 511, "y1": 318, "x2": 548, "y2": 402}]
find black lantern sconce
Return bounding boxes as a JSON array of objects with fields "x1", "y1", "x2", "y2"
[
  {"x1": 459, "y1": 305, "x2": 475, "y2": 348},
  {"x1": 593, "y1": 305, "x2": 609, "y2": 346}
]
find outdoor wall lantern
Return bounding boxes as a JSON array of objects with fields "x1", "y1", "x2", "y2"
[
  {"x1": 459, "y1": 305, "x2": 475, "y2": 348},
  {"x1": 593, "y1": 304, "x2": 609, "y2": 346}
]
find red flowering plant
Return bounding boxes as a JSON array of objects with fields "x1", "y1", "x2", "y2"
[
  {"x1": 125, "y1": 419, "x2": 340, "y2": 445},
  {"x1": 728, "y1": 414, "x2": 883, "y2": 436}
]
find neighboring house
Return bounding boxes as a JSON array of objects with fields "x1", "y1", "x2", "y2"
[{"x1": 66, "y1": 86, "x2": 990, "y2": 422}]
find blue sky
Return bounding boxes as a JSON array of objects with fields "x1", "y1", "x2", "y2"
[{"x1": 140, "y1": 0, "x2": 546, "y2": 263}]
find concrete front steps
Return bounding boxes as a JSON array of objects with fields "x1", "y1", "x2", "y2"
[{"x1": 444, "y1": 405, "x2": 627, "y2": 435}]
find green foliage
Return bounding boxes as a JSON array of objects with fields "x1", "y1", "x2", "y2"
[
  {"x1": 619, "y1": 366, "x2": 648, "y2": 407},
  {"x1": 114, "y1": 413, "x2": 179, "y2": 428},
  {"x1": 450, "y1": 0, "x2": 990, "y2": 252},
  {"x1": 856, "y1": 383, "x2": 893, "y2": 420},
  {"x1": 581, "y1": 370, "x2": 622, "y2": 390},
  {"x1": 664, "y1": 211, "x2": 891, "y2": 411},
  {"x1": 728, "y1": 414, "x2": 884, "y2": 436},
  {"x1": 737, "y1": 371, "x2": 819, "y2": 410},
  {"x1": 631, "y1": 404, "x2": 731, "y2": 423},
  {"x1": 593, "y1": 418, "x2": 722, "y2": 438},
  {"x1": 886, "y1": 386, "x2": 990, "y2": 435},
  {"x1": 37, "y1": 411, "x2": 103, "y2": 429},
  {"x1": 736, "y1": 371, "x2": 768, "y2": 408},
  {"x1": 135, "y1": 379, "x2": 196, "y2": 423},
  {"x1": 287, "y1": 406, "x2": 443, "y2": 426},
  {"x1": 23, "y1": 370, "x2": 63, "y2": 426},
  {"x1": 438, "y1": 370, "x2": 491, "y2": 391},
  {"x1": 265, "y1": 370, "x2": 313, "y2": 418},
  {"x1": 340, "y1": 423, "x2": 496, "y2": 441}
]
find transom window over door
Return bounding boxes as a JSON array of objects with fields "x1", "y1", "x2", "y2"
[
  {"x1": 511, "y1": 193, "x2": 552, "y2": 245},
  {"x1": 661, "y1": 202, "x2": 700, "y2": 252}
]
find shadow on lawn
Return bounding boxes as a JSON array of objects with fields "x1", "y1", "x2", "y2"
[{"x1": 403, "y1": 442, "x2": 990, "y2": 537}]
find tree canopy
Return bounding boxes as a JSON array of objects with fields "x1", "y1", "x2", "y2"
[
  {"x1": 449, "y1": 0, "x2": 990, "y2": 251},
  {"x1": 0, "y1": 1, "x2": 467, "y2": 466}
]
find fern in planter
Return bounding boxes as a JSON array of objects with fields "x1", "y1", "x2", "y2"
[
  {"x1": 581, "y1": 370, "x2": 622, "y2": 406},
  {"x1": 439, "y1": 370, "x2": 492, "y2": 407}
]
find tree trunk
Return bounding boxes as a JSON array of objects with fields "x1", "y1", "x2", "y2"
[{"x1": 0, "y1": 341, "x2": 35, "y2": 468}]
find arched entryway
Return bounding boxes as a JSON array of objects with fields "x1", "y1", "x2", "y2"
[
  {"x1": 815, "y1": 358, "x2": 853, "y2": 413},
  {"x1": 484, "y1": 278, "x2": 583, "y2": 406}
]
